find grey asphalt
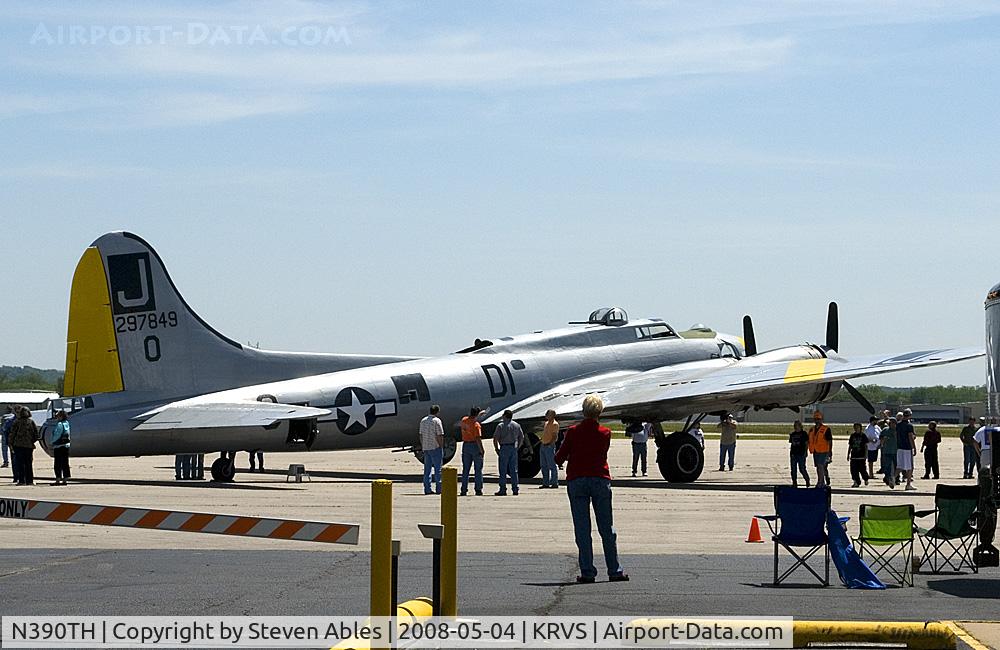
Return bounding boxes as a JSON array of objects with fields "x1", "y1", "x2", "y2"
[{"x1": 1, "y1": 549, "x2": 996, "y2": 620}]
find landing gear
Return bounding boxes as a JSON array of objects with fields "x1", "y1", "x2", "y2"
[
  {"x1": 654, "y1": 415, "x2": 706, "y2": 483},
  {"x1": 211, "y1": 455, "x2": 236, "y2": 482},
  {"x1": 412, "y1": 437, "x2": 458, "y2": 465},
  {"x1": 656, "y1": 432, "x2": 704, "y2": 483},
  {"x1": 518, "y1": 432, "x2": 541, "y2": 479}
]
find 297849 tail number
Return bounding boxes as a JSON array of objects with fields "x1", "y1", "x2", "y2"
[{"x1": 115, "y1": 310, "x2": 178, "y2": 333}]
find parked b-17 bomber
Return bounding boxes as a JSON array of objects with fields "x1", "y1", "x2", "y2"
[{"x1": 46, "y1": 232, "x2": 982, "y2": 483}]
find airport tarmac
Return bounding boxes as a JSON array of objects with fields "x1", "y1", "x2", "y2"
[
  {"x1": 0, "y1": 437, "x2": 984, "y2": 555},
  {"x1": 1, "y1": 437, "x2": 998, "y2": 638}
]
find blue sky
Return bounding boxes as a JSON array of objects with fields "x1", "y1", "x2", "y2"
[{"x1": 1, "y1": 1, "x2": 998, "y2": 387}]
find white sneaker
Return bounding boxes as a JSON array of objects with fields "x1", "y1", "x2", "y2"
[{"x1": 905, "y1": 484, "x2": 917, "y2": 491}]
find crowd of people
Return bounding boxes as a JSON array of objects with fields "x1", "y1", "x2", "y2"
[
  {"x1": 2, "y1": 404, "x2": 71, "y2": 486},
  {"x1": 784, "y1": 408, "x2": 997, "y2": 490}
]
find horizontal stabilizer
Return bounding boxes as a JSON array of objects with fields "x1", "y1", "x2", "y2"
[{"x1": 133, "y1": 402, "x2": 331, "y2": 430}]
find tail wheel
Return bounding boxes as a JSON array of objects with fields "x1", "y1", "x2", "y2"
[
  {"x1": 656, "y1": 432, "x2": 704, "y2": 483},
  {"x1": 518, "y1": 431, "x2": 541, "y2": 479},
  {"x1": 210, "y1": 456, "x2": 236, "y2": 482}
]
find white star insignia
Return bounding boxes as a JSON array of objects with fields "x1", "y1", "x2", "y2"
[{"x1": 339, "y1": 389, "x2": 373, "y2": 430}]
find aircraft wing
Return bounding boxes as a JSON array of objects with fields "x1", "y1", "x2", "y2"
[
  {"x1": 133, "y1": 402, "x2": 332, "y2": 430},
  {"x1": 506, "y1": 347, "x2": 984, "y2": 422}
]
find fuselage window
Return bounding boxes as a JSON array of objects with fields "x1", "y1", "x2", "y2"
[{"x1": 511, "y1": 359, "x2": 526, "y2": 370}]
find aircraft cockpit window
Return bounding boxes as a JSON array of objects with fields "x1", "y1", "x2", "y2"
[
  {"x1": 720, "y1": 341, "x2": 742, "y2": 359},
  {"x1": 634, "y1": 324, "x2": 677, "y2": 340}
]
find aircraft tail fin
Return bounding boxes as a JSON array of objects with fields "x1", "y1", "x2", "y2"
[{"x1": 64, "y1": 232, "x2": 415, "y2": 403}]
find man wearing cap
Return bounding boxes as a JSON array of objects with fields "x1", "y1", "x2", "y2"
[
  {"x1": 493, "y1": 410, "x2": 524, "y2": 496},
  {"x1": 717, "y1": 414, "x2": 738, "y2": 472},
  {"x1": 896, "y1": 409, "x2": 917, "y2": 490},
  {"x1": 960, "y1": 417, "x2": 981, "y2": 479},
  {"x1": 808, "y1": 411, "x2": 833, "y2": 488},
  {"x1": 49, "y1": 410, "x2": 71, "y2": 486}
]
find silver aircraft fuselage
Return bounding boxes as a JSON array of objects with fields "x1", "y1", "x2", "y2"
[{"x1": 50, "y1": 319, "x2": 793, "y2": 457}]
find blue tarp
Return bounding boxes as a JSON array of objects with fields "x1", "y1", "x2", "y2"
[{"x1": 827, "y1": 509, "x2": 886, "y2": 589}]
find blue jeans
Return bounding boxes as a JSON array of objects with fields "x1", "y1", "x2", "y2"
[
  {"x1": 423, "y1": 447, "x2": 443, "y2": 494},
  {"x1": 461, "y1": 442, "x2": 484, "y2": 494},
  {"x1": 174, "y1": 454, "x2": 192, "y2": 479},
  {"x1": 964, "y1": 445, "x2": 980, "y2": 476},
  {"x1": 719, "y1": 443, "x2": 735, "y2": 469},
  {"x1": 1, "y1": 430, "x2": 8, "y2": 465},
  {"x1": 540, "y1": 445, "x2": 558, "y2": 486},
  {"x1": 497, "y1": 444, "x2": 519, "y2": 494},
  {"x1": 631, "y1": 442, "x2": 647, "y2": 475},
  {"x1": 790, "y1": 452, "x2": 809, "y2": 485},
  {"x1": 567, "y1": 477, "x2": 623, "y2": 579}
]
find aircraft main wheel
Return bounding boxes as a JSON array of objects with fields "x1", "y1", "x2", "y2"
[
  {"x1": 656, "y1": 432, "x2": 704, "y2": 483},
  {"x1": 211, "y1": 457, "x2": 236, "y2": 482},
  {"x1": 518, "y1": 432, "x2": 541, "y2": 479},
  {"x1": 412, "y1": 436, "x2": 457, "y2": 465},
  {"x1": 442, "y1": 437, "x2": 457, "y2": 464}
]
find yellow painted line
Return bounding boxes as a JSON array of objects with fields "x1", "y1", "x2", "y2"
[
  {"x1": 942, "y1": 620, "x2": 991, "y2": 650},
  {"x1": 793, "y1": 620, "x2": 956, "y2": 649},
  {"x1": 783, "y1": 358, "x2": 827, "y2": 384},
  {"x1": 331, "y1": 597, "x2": 432, "y2": 650}
]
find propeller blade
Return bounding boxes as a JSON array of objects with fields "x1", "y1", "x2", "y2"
[
  {"x1": 842, "y1": 381, "x2": 875, "y2": 415},
  {"x1": 742, "y1": 315, "x2": 757, "y2": 357},
  {"x1": 826, "y1": 301, "x2": 839, "y2": 352}
]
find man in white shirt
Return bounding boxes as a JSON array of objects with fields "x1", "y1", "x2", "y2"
[
  {"x1": 418, "y1": 405, "x2": 445, "y2": 495},
  {"x1": 864, "y1": 416, "x2": 882, "y2": 478},
  {"x1": 974, "y1": 417, "x2": 997, "y2": 470}
]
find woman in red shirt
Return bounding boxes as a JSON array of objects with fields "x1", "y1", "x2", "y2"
[{"x1": 555, "y1": 394, "x2": 628, "y2": 583}]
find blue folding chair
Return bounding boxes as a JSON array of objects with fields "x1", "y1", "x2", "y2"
[{"x1": 759, "y1": 486, "x2": 831, "y2": 586}]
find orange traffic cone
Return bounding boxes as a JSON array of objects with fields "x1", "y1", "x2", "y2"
[{"x1": 745, "y1": 517, "x2": 764, "y2": 543}]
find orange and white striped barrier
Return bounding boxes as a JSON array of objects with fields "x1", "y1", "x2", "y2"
[{"x1": 0, "y1": 497, "x2": 359, "y2": 545}]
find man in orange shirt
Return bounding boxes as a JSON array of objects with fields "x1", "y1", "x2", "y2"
[
  {"x1": 808, "y1": 410, "x2": 833, "y2": 488},
  {"x1": 460, "y1": 406, "x2": 485, "y2": 496}
]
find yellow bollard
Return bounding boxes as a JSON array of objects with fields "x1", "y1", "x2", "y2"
[
  {"x1": 370, "y1": 480, "x2": 393, "y2": 618},
  {"x1": 440, "y1": 465, "x2": 458, "y2": 617}
]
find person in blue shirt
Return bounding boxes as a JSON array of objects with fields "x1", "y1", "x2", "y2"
[{"x1": 50, "y1": 410, "x2": 71, "y2": 486}]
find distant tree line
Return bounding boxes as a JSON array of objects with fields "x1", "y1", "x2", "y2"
[
  {"x1": 829, "y1": 383, "x2": 986, "y2": 405},
  {"x1": 0, "y1": 366, "x2": 64, "y2": 393}
]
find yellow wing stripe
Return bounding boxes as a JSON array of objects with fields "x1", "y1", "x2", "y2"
[
  {"x1": 784, "y1": 358, "x2": 827, "y2": 383},
  {"x1": 63, "y1": 246, "x2": 124, "y2": 397}
]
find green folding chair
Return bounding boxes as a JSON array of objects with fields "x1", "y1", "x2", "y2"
[
  {"x1": 916, "y1": 484, "x2": 979, "y2": 574},
  {"x1": 855, "y1": 504, "x2": 915, "y2": 587}
]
